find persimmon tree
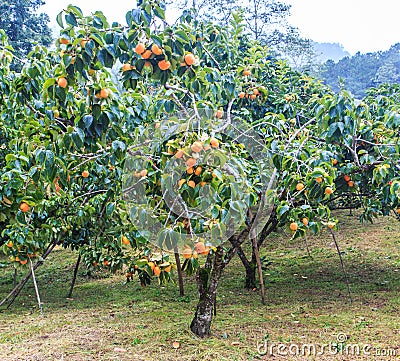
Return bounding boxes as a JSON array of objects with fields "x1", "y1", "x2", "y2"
[{"x1": 0, "y1": 1, "x2": 399, "y2": 338}]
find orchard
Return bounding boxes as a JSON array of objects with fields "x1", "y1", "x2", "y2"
[{"x1": 0, "y1": 0, "x2": 399, "y2": 340}]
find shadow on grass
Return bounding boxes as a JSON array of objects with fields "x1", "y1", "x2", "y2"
[{"x1": 2, "y1": 247, "x2": 398, "y2": 316}]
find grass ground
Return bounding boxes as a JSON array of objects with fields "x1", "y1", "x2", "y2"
[{"x1": 0, "y1": 210, "x2": 399, "y2": 360}]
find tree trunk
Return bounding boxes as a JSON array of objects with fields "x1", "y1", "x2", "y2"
[
  {"x1": 190, "y1": 246, "x2": 224, "y2": 338},
  {"x1": 237, "y1": 245, "x2": 257, "y2": 289},
  {"x1": 245, "y1": 263, "x2": 257, "y2": 289}
]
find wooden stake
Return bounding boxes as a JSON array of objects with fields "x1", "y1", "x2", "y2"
[
  {"x1": 0, "y1": 238, "x2": 58, "y2": 309},
  {"x1": 252, "y1": 237, "x2": 266, "y2": 305},
  {"x1": 30, "y1": 258, "x2": 43, "y2": 314},
  {"x1": 329, "y1": 229, "x2": 352, "y2": 303},
  {"x1": 67, "y1": 254, "x2": 81, "y2": 298},
  {"x1": 174, "y1": 246, "x2": 185, "y2": 296}
]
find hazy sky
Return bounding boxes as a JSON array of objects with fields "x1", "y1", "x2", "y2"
[{"x1": 39, "y1": 0, "x2": 400, "y2": 55}]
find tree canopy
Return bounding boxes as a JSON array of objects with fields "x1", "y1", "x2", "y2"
[
  {"x1": 0, "y1": 0, "x2": 52, "y2": 68},
  {"x1": 0, "y1": 0, "x2": 399, "y2": 338}
]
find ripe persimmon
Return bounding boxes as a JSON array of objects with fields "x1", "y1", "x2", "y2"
[
  {"x1": 215, "y1": 109, "x2": 223, "y2": 118},
  {"x1": 184, "y1": 53, "x2": 195, "y2": 66},
  {"x1": 186, "y1": 158, "x2": 196, "y2": 167},
  {"x1": 183, "y1": 248, "x2": 192, "y2": 259},
  {"x1": 210, "y1": 138, "x2": 219, "y2": 148},
  {"x1": 19, "y1": 202, "x2": 30, "y2": 213},
  {"x1": 153, "y1": 267, "x2": 161, "y2": 276},
  {"x1": 99, "y1": 88, "x2": 109, "y2": 99},
  {"x1": 135, "y1": 42, "x2": 146, "y2": 54},
  {"x1": 158, "y1": 59, "x2": 171, "y2": 70},
  {"x1": 191, "y1": 141, "x2": 203, "y2": 153},
  {"x1": 82, "y1": 170, "x2": 89, "y2": 178},
  {"x1": 122, "y1": 63, "x2": 132, "y2": 72},
  {"x1": 57, "y1": 77, "x2": 68, "y2": 88},
  {"x1": 151, "y1": 44, "x2": 163, "y2": 55},
  {"x1": 59, "y1": 38, "x2": 70, "y2": 45},
  {"x1": 290, "y1": 222, "x2": 298, "y2": 231},
  {"x1": 194, "y1": 242, "x2": 206, "y2": 254},
  {"x1": 141, "y1": 50, "x2": 152, "y2": 59},
  {"x1": 327, "y1": 221, "x2": 335, "y2": 229},
  {"x1": 175, "y1": 149, "x2": 184, "y2": 158},
  {"x1": 164, "y1": 265, "x2": 172, "y2": 272}
]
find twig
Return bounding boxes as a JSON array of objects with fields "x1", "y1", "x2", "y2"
[
  {"x1": 212, "y1": 98, "x2": 234, "y2": 136},
  {"x1": 303, "y1": 234, "x2": 312, "y2": 258},
  {"x1": 74, "y1": 189, "x2": 108, "y2": 200},
  {"x1": 355, "y1": 138, "x2": 396, "y2": 147},
  {"x1": 0, "y1": 45, "x2": 26, "y2": 64},
  {"x1": 288, "y1": 117, "x2": 316, "y2": 144},
  {"x1": 202, "y1": 44, "x2": 221, "y2": 71},
  {"x1": 164, "y1": 83, "x2": 190, "y2": 118},
  {"x1": 26, "y1": 103, "x2": 70, "y2": 130}
]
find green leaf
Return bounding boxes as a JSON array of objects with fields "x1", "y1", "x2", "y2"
[
  {"x1": 65, "y1": 12, "x2": 77, "y2": 27},
  {"x1": 153, "y1": 5, "x2": 165, "y2": 20},
  {"x1": 56, "y1": 11, "x2": 64, "y2": 28},
  {"x1": 175, "y1": 30, "x2": 189, "y2": 43},
  {"x1": 106, "y1": 203, "x2": 115, "y2": 216},
  {"x1": 98, "y1": 48, "x2": 114, "y2": 68},
  {"x1": 43, "y1": 78, "x2": 56, "y2": 92}
]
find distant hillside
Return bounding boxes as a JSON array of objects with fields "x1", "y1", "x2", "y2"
[
  {"x1": 318, "y1": 43, "x2": 400, "y2": 98},
  {"x1": 313, "y1": 42, "x2": 350, "y2": 63}
]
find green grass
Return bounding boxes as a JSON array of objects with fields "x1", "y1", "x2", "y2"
[{"x1": 1, "y1": 210, "x2": 399, "y2": 360}]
